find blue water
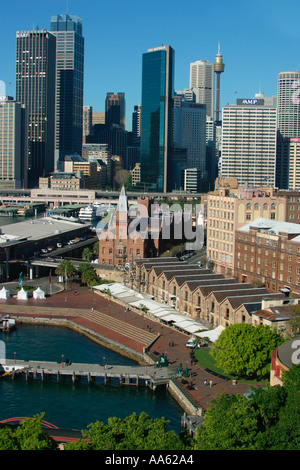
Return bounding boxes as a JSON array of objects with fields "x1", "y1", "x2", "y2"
[{"x1": 0, "y1": 324, "x2": 183, "y2": 432}]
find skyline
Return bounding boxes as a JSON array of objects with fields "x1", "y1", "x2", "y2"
[{"x1": 1, "y1": 0, "x2": 300, "y2": 131}]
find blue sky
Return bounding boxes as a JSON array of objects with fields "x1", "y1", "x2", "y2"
[{"x1": 1, "y1": 0, "x2": 300, "y2": 130}]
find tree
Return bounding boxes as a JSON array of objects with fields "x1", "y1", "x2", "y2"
[
  {"x1": 13, "y1": 414, "x2": 57, "y2": 450},
  {"x1": 78, "y1": 263, "x2": 99, "y2": 286},
  {"x1": 92, "y1": 241, "x2": 99, "y2": 256},
  {"x1": 194, "y1": 394, "x2": 260, "y2": 450},
  {"x1": 210, "y1": 323, "x2": 284, "y2": 379},
  {"x1": 0, "y1": 427, "x2": 19, "y2": 450},
  {"x1": 114, "y1": 169, "x2": 130, "y2": 189},
  {"x1": 55, "y1": 260, "x2": 77, "y2": 281},
  {"x1": 82, "y1": 247, "x2": 93, "y2": 261},
  {"x1": 286, "y1": 304, "x2": 300, "y2": 338},
  {"x1": 65, "y1": 412, "x2": 188, "y2": 451}
]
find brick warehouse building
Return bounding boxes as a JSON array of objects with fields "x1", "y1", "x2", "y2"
[{"x1": 234, "y1": 218, "x2": 300, "y2": 296}]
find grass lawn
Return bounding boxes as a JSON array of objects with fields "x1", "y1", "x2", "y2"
[{"x1": 194, "y1": 347, "x2": 268, "y2": 386}]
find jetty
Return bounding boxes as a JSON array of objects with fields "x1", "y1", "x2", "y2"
[{"x1": 1, "y1": 359, "x2": 175, "y2": 390}]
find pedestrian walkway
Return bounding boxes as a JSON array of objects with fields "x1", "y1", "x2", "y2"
[{"x1": 0, "y1": 281, "x2": 258, "y2": 411}]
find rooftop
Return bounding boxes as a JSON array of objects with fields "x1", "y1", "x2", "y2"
[{"x1": 0, "y1": 217, "x2": 89, "y2": 246}]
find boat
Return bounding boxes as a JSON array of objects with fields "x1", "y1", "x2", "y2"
[
  {"x1": 78, "y1": 205, "x2": 99, "y2": 222},
  {"x1": 0, "y1": 315, "x2": 16, "y2": 332}
]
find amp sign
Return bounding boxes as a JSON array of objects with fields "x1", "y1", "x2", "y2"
[{"x1": 237, "y1": 98, "x2": 264, "y2": 106}]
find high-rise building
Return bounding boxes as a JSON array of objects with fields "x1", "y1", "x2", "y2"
[
  {"x1": 105, "y1": 92, "x2": 125, "y2": 129},
  {"x1": 173, "y1": 99, "x2": 206, "y2": 172},
  {"x1": 0, "y1": 96, "x2": 27, "y2": 189},
  {"x1": 16, "y1": 29, "x2": 56, "y2": 185},
  {"x1": 221, "y1": 95, "x2": 277, "y2": 187},
  {"x1": 140, "y1": 45, "x2": 175, "y2": 192},
  {"x1": 189, "y1": 60, "x2": 214, "y2": 119},
  {"x1": 132, "y1": 105, "x2": 141, "y2": 145},
  {"x1": 83, "y1": 105, "x2": 93, "y2": 142},
  {"x1": 50, "y1": 14, "x2": 84, "y2": 167},
  {"x1": 276, "y1": 72, "x2": 300, "y2": 189},
  {"x1": 277, "y1": 71, "x2": 300, "y2": 138}
]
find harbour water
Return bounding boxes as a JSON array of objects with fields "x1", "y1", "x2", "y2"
[{"x1": 0, "y1": 324, "x2": 183, "y2": 432}]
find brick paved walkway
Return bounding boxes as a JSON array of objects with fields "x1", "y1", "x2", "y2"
[{"x1": 0, "y1": 283, "x2": 260, "y2": 411}]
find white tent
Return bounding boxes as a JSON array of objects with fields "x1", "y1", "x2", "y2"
[
  {"x1": 33, "y1": 287, "x2": 45, "y2": 299},
  {"x1": 17, "y1": 288, "x2": 28, "y2": 300},
  {"x1": 194, "y1": 325, "x2": 225, "y2": 342},
  {"x1": 0, "y1": 287, "x2": 10, "y2": 299}
]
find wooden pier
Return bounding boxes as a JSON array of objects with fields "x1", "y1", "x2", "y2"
[{"x1": 2, "y1": 359, "x2": 175, "y2": 391}]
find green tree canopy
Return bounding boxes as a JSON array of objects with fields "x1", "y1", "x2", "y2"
[
  {"x1": 0, "y1": 414, "x2": 57, "y2": 450},
  {"x1": 82, "y1": 247, "x2": 93, "y2": 261},
  {"x1": 210, "y1": 323, "x2": 284, "y2": 379},
  {"x1": 78, "y1": 263, "x2": 99, "y2": 286},
  {"x1": 194, "y1": 393, "x2": 260, "y2": 450},
  {"x1": 65, "y1": 412, "x2": 189, "y2": 451},
  {"x1": 55, "y1": 259, "x2": 77, "y2": 281}
]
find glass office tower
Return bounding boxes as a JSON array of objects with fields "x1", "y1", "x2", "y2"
[
  {"x1": 16, "y1": 29, "x2": 56, "y2": 185},
  {"x1": 50, "y1": 14, "x2": 84, "y2": 168},
  {"x1": 140, "y1": 45, "x2": 174, "y2": 192}
]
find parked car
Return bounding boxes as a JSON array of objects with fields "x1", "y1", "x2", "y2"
[{"x1": 186, "y1": 338, "x2": 200, "y2": 349}]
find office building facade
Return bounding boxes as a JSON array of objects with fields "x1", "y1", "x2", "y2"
[
  {"x1": 189, "y1": 60, "x2": 214, "y2": 119},
  {"x1": 221, "y1": 96, "x2": 277, "y2": 187},
  {"x1": 16, "y1": 29, "x2": 56, "y2": 185},
  {"x1": 140, "y1": 45, "x2": 175, "y2": 192},
  {"x1": 105, "y1": 93, "x2": 125, "y2": 129},
  {"x1": 276, "y1": 72, "x2": 300, "y2": 189},
  {"x1": 50, "y1": 14, "x2": 84, "y2": 166},
  {"x1": 0, "y1": 96, "x2": 27, "y2": 189},
  {"x1": 173, "y1": 100, "x2": 206, "y2": 173}
]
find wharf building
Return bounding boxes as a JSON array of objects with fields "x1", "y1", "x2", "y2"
[
  {"x1": 0, "y1": 95, "x2": 27, "y2": 189},
  {"x1": 133, "y1": 257, "x2": 297, "y2": 331},
  {"x1": 50, "y1": 14, "x2": 84, "y2": 169},
  {"x1": 16, "y1": 28, "x2": 56, "y2": 186},
  {"x1": 140, "y1": 45, "x2": 175, "y2": 193}
]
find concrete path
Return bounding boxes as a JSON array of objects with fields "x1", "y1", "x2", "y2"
[{"x1": 0, "y1": 281, "x2": 262, "y2": 412}]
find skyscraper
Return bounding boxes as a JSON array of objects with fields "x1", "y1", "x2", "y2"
[
  {"x1": 276, "y1": 72, "x2": 300, "y2": 189},
  {"x1": 105, "y1": 92, "x2": 125, "y2": 129},
  {"x1": 221, "y1": 95, "x2": 277, "y2": 187},
  {"x1": 140, "y1": 45, "x2": 175, "y2": 192},
  {"x1": 189, "y1": 60, "x2": 214, "y2": 119},
  {"x1": 277, "y1": 71, "x2": 300, "y2": 138},
  {"x1": 16, "y1": 29, "x2": 56, "y2": 185},
  {"x1": 0, "y1": 95, "x2": 27, "y2": 189},
  {"x1": 50, "y1": 14, "x2": 84, "y2": 167},
  {"x1": 173, "y1": 99, "x2": 206, "y2": 172}
]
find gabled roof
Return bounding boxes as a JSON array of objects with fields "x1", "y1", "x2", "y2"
[
  {"x1": 225, "y1": 293, "x2": 285, "y2": 310},
  {"x1": 212, "y1": 287, "x2": 268, "y2": 303}
]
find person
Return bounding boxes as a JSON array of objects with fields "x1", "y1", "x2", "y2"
[
  {"x1": 209, "y1": 379, "x2": 213, "y2": 387},
  {"x1": 204, "y1": 379, "x2": 207, "y2": 386}
]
